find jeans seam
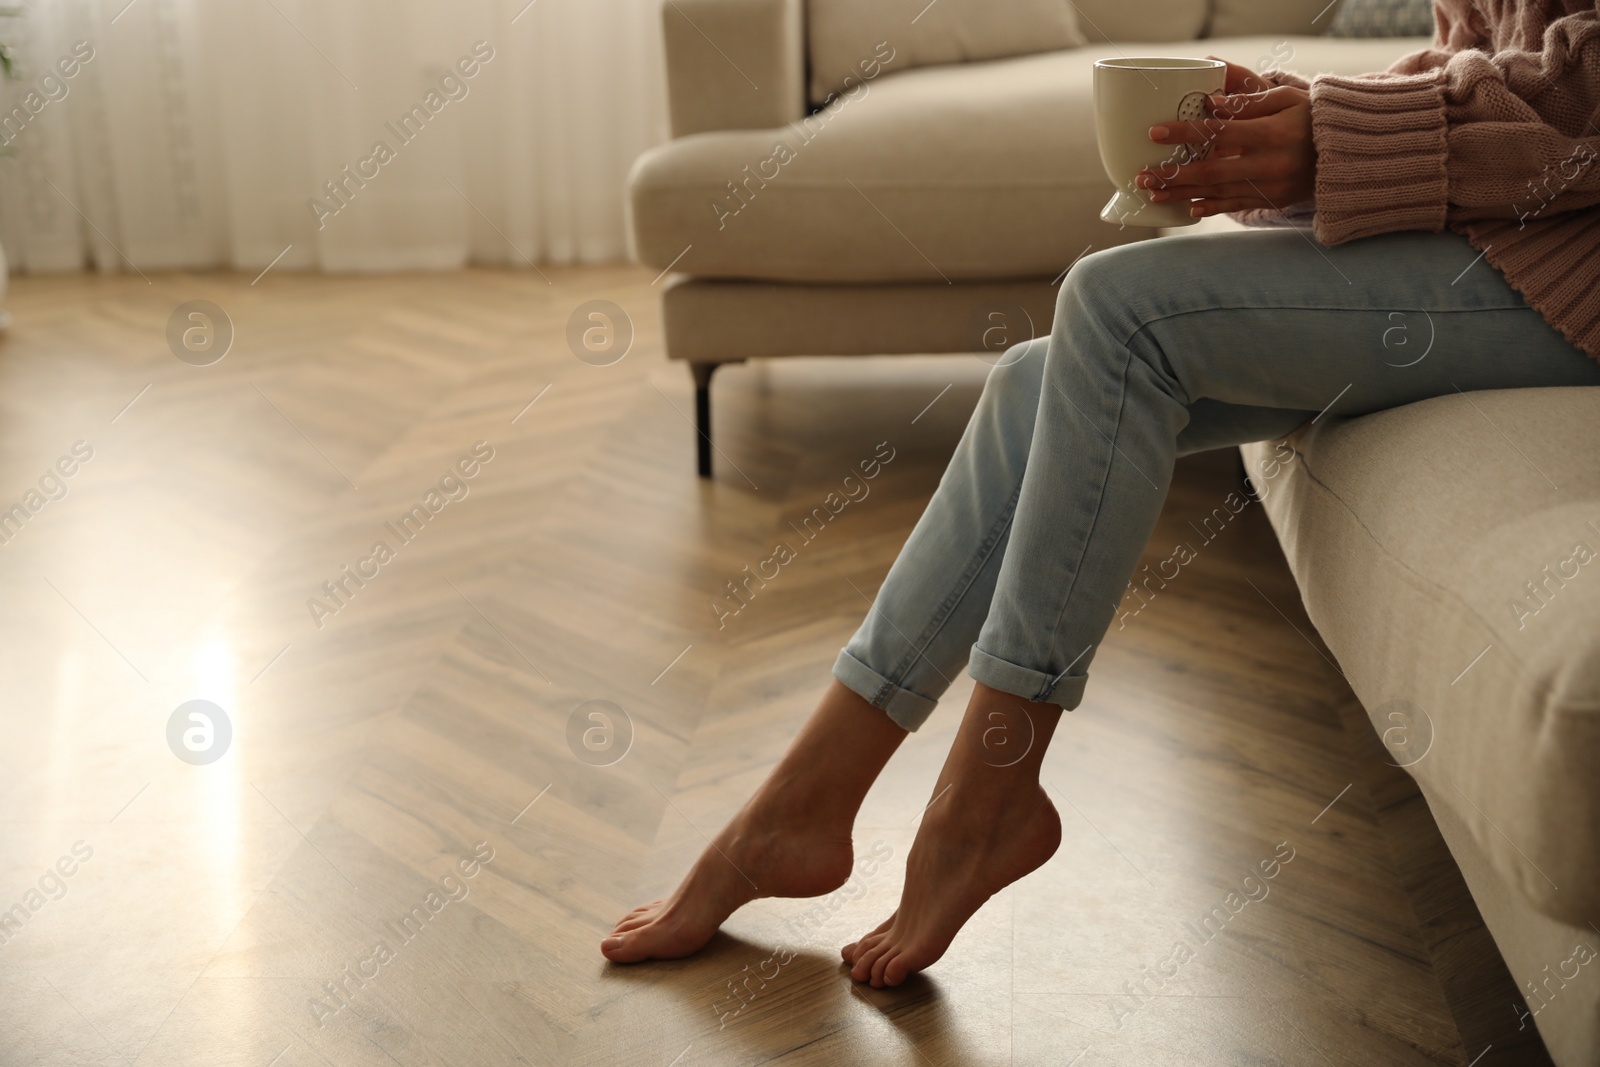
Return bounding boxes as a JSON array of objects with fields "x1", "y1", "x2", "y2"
[
  {"x1": 881, "y1": 477, "x2": 1025, "y2": 694},
  {"x1": 1118, "y1": 303, "x2": 1535, "y2": 351},
  {"x1": 1039, "y1": 670, "x2": 1078, "y2": 704},
  {"x1": 1042, "y1": 343, "x2": 1135, "y2": 668}
]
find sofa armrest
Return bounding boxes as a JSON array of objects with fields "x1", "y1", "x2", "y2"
[{"x1": 662, "y1": 0, "x2": 806, "y2": 137}]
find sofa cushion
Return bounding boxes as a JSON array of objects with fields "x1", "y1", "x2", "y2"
[
  {"x1": 1207, "y1": 0, "x2": 1344, "y2": 38},
  {"x1": 1242, "y1": 387, "x2": 1600, "y2": 925},
  {"x1": 807, "y1": 0, "x2": 1088, "y2": 104},
  {"x1": 663, "y1": 0, "x2": 807, "y2": 137},
  {"x1": 629, "y1": 34, "x2": 1425, "y2": 284},
  {"x1": 1071, "y1": 0, "x2": 1209, "y2": 44},
  {"x1": 660, "y1": 276, "x2": 1062, "y2": 362},
  {"x1": 1428, "y1": 798, "x2": 1600, "y2": 1065}
]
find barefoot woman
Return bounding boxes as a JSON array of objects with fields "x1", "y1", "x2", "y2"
[{"x1": 605, "y1": 0, "x2": 1600, "y2": 987}]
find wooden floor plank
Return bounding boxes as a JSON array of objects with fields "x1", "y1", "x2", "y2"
[{"x1": 0, "y1": 267, "x2": 1536, "y2": 1067}]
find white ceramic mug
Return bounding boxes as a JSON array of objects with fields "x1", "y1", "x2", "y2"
[{"x1": 1094, "y1": 57, "x2": 1226, "y2": 228}]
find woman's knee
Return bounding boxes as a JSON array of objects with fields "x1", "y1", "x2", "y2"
[
  {"x1": 1051, "y1": 240, "x2": 1192, "y2": 389},
  {"x1": 1055, "y1": 241, "x2": 1156, "y2": 329},
  {"x1": 962, "y1": 336, "x2": 1047, "y2": 470},
  {"x1": 980, "y1": 335, "x2": 1048, "y2": 412}
]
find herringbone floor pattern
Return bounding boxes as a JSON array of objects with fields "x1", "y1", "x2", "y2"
[{"x1": 0, "y1": 267, "x2": 1531, "y2": 1066}]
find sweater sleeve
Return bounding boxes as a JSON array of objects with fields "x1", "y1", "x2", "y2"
[{"x1": 1310, "y1": 4, "x2": 1600, "y2": 245}]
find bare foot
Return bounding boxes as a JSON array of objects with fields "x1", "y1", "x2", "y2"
[
  {"x1": 842, "y1": 684, "x2": 1065, "y2": 986},
  {"x1": 602, "y1": 681, "x2": 907, "y2": 964},
  {"x1": 601, "y1": 796, "x2": 856, "y2": 962},
  {"x1": 842, "y1": 783, "x2": 1060, "y2": 986}
]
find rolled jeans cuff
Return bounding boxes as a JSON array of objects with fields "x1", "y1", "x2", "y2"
[
  {"x1": 831, "y1": 649, "x2": 940, "y2": 732},
  {"x1": 967, "y1": 645, "x2": 1088, "y2": 711}
]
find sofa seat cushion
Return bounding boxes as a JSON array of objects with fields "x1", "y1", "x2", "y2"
[
  {"x1": 629, "y1": 35, "x2": 1427, "y2": 284},
  {"x1": 1242, "y1": 388, "x2": 1600, "y2": 925}
]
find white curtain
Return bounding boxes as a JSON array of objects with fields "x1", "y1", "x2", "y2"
[{"x1": 0, "y1": 0, "x2": 668, "y2": 274}]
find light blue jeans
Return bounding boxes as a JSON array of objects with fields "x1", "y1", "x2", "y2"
[{"x1": 833, "y1": 227, "x2": 1600, "y2": 730}]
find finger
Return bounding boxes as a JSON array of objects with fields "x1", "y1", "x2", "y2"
[
  {"x1": 1189, "y1": 196, "x2": 1274, "y2": 217},
  {"x1": 1149, "y1": 180, "x2": 1263, "y2": 203},
  {"x1": 1209, "y1": 85, "x2": 1303, "y2": 121},
  {"x1": 1149, "y1": 113, "x2": 1273, "y2": 151},
  {"x1": 1150, "y1": 115, "x2": 1229, "y2": 145},
  {"x1": 1137, "y1": 155, "x2": 1252, "y2": 190}
]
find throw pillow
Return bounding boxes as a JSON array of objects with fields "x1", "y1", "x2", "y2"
[
  {"x1": 1327, "y1": 0, "x2": 1436, "y2": 38},
  {"x1": 1208, "y1": 0, "x2": 1345, "y2": 38}
]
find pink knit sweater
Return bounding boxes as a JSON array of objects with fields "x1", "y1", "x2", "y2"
[{"x1": 1263, "y1": 1, "x2": 1600, "y2": 359}]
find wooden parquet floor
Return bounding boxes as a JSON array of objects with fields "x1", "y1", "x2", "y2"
[{"x1": 0, "y1": 266, "x2": 1531, "y2": 1066}]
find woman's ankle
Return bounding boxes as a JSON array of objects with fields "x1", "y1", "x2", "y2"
[
  {"x1": 948, "y1": 683, "x2": 1064, "y2": 782},
  {"x1": 752, "y1": 754, "x2": 884, "y2": 832},
  {"x1": 759, "y1": 680, "x2": 908, "y2": 815}
]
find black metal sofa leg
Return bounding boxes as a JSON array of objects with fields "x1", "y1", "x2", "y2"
[{"x1": 691, "y1": 362, "x2": 718, "y2": 478}]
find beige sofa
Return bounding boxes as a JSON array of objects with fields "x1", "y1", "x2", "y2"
[
  {"x1": 1243, "y1": 392, "x2": 1600, "y2": 1067},
  {"x1": 627, "y1": 3, "x2": 1600, "y2": 1062},
  {"x1": 627, "y1": 0, "x2": 1419, "y2": 474}
]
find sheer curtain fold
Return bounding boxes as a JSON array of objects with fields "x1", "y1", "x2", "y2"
[{"x1": 0, "y1": 0, "x2": 667, "y2": 274}]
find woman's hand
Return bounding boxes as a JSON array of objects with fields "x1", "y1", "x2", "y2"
[
  {"x1": 1212, "y1": 56, "x2": 1276, "y2": 96},
  {"x1": 1135, "y1": 79, "x2": 1317, "y2": 218}
]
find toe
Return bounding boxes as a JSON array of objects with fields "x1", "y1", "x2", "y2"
[
  {"x1": 883, "y1": 951, "x2": 914, "y2": 987},
  {"x1": 842, "y1": 919, "x2": 888, "y2": 966},
  {"x1": 600, "y1": 931, "x2": 654, "y2": 964},
  {"x1": 851, "y1": 936, "x2": 888, "y2": 982},
  {"x1": 614, "y1": 915, "x2": 654, "y2": 933},
  {"x1": 870, "y1": 947, "x2": 896, "y2": 987},
  {"x1": 613, "y1": 902, "x2": 660, "y2": 929}
]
